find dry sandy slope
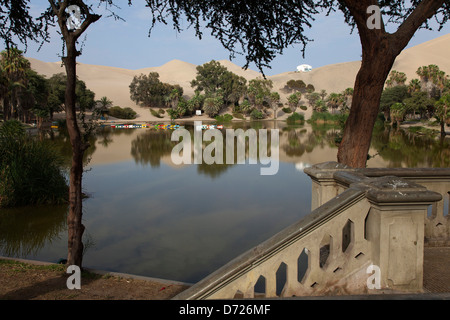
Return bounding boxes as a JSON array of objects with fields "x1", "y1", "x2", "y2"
[{"x1": 28, "y1": 33, "x2": 450, "y2": 122}]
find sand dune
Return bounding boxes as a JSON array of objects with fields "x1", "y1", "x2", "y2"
[{"x1": 28, "y1": 33, "x2": 450, "y2": 122}]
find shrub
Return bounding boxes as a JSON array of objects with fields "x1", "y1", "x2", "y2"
[
  {"x1": 250, "y1": 109, "x2": 264, "y2": 120},
  {"x1": 232, "y1": 112, "x2": 245, "y2": 120},
  {"x1": 167, "y1": 108, "x2": 179, "y2": 120},
  {"x1": 308, "y1": 111, "x2": 342, "y2": 123},
  {"x1": 108, "y1": 106, "x2": 137, "y2": 119},
  {"x1": 0, "y1": 120, "x2": 68, "y2": 208},
  {"x1": 215, "y1": 114, "x2": 233, "y2": 122},
  {"x1": 287, "y1": 112, "x2": 305, "y2": 124},
  {"x1": 300, "y1": 105, "x2": 307, "y2": 111},
  {"x1": 150, "y1": 108, "x2": 163, "y2": 118},
  {"x1": 282, "y1": 107, "x2": 292, "y2": 114}
]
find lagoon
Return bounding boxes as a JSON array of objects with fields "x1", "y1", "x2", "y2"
[{"x1": 0, "y1": 121, "x2": 448, "y2": 283}]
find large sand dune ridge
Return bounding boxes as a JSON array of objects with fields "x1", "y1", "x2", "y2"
[{"x1": 28, "y1": 33, "x2": 450, "y2": 121}]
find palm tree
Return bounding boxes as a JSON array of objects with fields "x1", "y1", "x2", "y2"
[
  {"x1": 269, "y1": 91, "x2": 280, "y2": 119},
  {"x1": 0, "y1": 48, "x2": 31, "y2": 120},
  {"x1": 390, "y1": 102, "x2": 407, "y2": 127},
  {"x1": 342, "y1": 88, "x2": 354, "y2": 111},
  {"x1": 287, "y1": 92, "x2": 301, "y2": 113},
  {"x1": 386, "y1": 70, "x2": 407, "y2": 88},
  {"x1": 417, "y1": 65, "x2": 446, "y2": 98},
  {"x1": 327, "y1": 93, "x2": 344, "y2": 114},
  {"x1": 435, "y1": 93, "x2": 450, "y2": 138},
  {"x1": 97, "y1": 96, "x2": 113, "y2": 117},
  {"x1": 407, "y1": 79, "x2": 421, "y2": 95},
  {"x1": 166, "y1": 88, "x2": 182, "y2": 110}
]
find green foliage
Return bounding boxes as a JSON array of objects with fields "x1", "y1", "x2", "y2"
[
  {"x1": 129, "y1": 72, "x2": 183, "y2": 108},
  {"x1": 166, "y1": 108, "x2": 178, "y2": 120},
  {"x1": 187, "y1": 92, "x2": 205, "y2": 114},
  {"x1": 232, "y1": 112, "x2": 245, "y2": 120},
  {"x1": 386, "y1": 70, "x2": 407, "y2": 87},
  {"x1": 434, "y1": 93, "x2": 450, "y2": 136},
  {"x1": 0, "y1": 119, "x2": 25, "y2": 137},
  {"x1": 150, "y1": 108, "x2": 163, "y2": 118},
  {"x1": 308, "y1": 111, "x2": 343, "y2": 123},
  {"x1": 173, "y1": 97, "x2": 188, "y2": 118},
  {"x1": 390, "y1": 102, "x2": 407, "y2": 125},
  {"x1": 239, "y1": 99, "x2": 253, "y2": 115},
  {"x1": 282, "y1": 107, "x2": 292, "y2": 114},
  {"x1": 286, "y1": 112, "x2": 305, "y2": 124},
  {"x1": 306, "y1": 84, "x2": 315, "y2": 92},
  {"x1": 108, "y1": 106, "x2": 137, "y2": 119},
  {"x1": 0, "y1": 120, "x2": 68, "y2": 208},
  {"x1": 247, "y1": 78, "x2": 273, "y2": 110},
  {"x1": 215, "y1": 113, "x2": 233, "y2": 122},
  {"x1": 76, "y1": 80, "x2": 96, "y2": 111},
  {"x1": 305, "y1": 91, "x2": 320, "y2": 108},
  {"x1": 326, "y1": 92, "x2": 345, "y2": 112},
  {"x1": 287, "y1": 92, "x2": 301, "y2": 112},
  {"x1": 203, "y1": 95, "x2": 223, "y2": 118},
  {"x1": 380, "y1": 85, "x2": 409, "y2": 108},
  {"x1": 314, "y1": 99, "x2": 328, "y2": 113},
  {"x1": 250, "y1": 109, "x2": 264, "y2": 120},
  {"x1": 97, "y1": 96, "x2": 113, "y2": 113},
  {"x1": 403, "y1": 91, "x2": 435, "y2": 118},
  {"x1": 191, "y1": 60, "x2": 247, "y2": 106},
  {"x1": 285, "y1": 79, "x2": 307, "y2": 93}
]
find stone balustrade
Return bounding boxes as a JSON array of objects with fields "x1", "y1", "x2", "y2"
[{"x1": 173, "y1": 162, "x2": 448, "y2": 299}]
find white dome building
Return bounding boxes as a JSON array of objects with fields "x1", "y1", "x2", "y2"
[{"x1": 297, "y1": 64, "x2": 312, "y2": 72}]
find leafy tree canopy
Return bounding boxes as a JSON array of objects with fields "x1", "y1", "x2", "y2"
[
  {"x1": 145, "y1": 0, "x2": 449, "y2": 73},
  {"x1": 191, "y1": 60, "x2": 247, "y2": 105}
]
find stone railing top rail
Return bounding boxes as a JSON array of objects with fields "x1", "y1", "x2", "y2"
[{"x1": 305, "y1": 161, "x2": 450, "y2": 180}]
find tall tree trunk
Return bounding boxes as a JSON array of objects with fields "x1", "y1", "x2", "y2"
[
  {"x1": 337, "y1": 0, "x2": 445, "y2": 168},
  {"x1": 64, "y1": 37, "x2": 87, "y2": 267},
  {"x1": 49, "y1": 0, "x2": 100, "y2": 268},
  {"x1": 337, "y1": 44, "x2": 396, "y2": 168}
]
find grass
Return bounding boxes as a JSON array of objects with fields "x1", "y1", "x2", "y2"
[
  {"x1": 0, "y1": 259, "x2": 65, "y2": 273},
  {"x1": 0, "y1": 259, "x2": 104, "y2": 280}
]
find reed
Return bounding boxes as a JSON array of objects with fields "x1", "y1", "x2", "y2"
[{"x1": 0, "y1": 120, "x2": 69, "y2": 208}]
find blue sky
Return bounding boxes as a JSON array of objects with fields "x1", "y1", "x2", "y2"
[{"x1": 4, "y1": 1, "x2": 450, "y2": 76}]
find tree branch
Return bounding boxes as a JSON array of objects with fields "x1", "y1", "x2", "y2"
[{"x1": 390, "y1": 0, "x2": 446, "y2": 54}]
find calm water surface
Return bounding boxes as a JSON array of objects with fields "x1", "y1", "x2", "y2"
[{"x1": 1, "y1": 121, "x2": 449, "y2": 283}]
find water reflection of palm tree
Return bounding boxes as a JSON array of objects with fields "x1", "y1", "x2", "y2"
[
  {"x1": 282, "y1": 128, "x2": 307, "y2": 157},
  {"x1": 131, "y1": 130, "x2": 175, "y2": 167}
]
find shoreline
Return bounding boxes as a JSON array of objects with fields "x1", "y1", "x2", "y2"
[{"x1": 0, "y1": 255, "x2": 192, "y2": 287}]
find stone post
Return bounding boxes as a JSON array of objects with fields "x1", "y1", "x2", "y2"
[
  {"x1": 304, "y1": 162, "x2": 352, "y2": 211},
  {"x1": 362, "y1": 176, "x2": 442, "y2": 292}
]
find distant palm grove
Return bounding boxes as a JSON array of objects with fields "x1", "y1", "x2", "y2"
[
  {"x1": 0, "y1": 47, "x2": 450, "y2": 207},
  {"x1": 1, "y1": 48, "x2": 449, "y2": 131}
]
